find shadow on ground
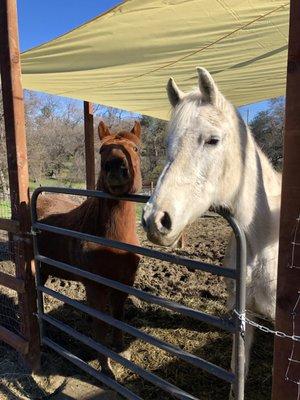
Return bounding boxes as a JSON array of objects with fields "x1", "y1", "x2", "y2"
[{"x1": 0, "y1": 292, "x2": 273, "y2": 400}]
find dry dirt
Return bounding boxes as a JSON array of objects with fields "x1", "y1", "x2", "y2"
[{"x1": 0, "y1": 215, "x2": 273, "y2": 400}]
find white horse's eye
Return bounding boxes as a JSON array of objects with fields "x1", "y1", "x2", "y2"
[{"x1": 205, "y1": 137, "x2": 220, "y2": 146}]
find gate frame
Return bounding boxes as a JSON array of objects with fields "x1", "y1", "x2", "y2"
[{"x1": 31, "y1": 186, "x2": 247, "y2": 400}]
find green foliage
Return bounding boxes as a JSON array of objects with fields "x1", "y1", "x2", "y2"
[
  {"x1": 140, "y1": 114, "x2": 168, "y2": 184},
  {"x1": 0, "y1": 199, "x2": 11, "y2": 219},
  {"x1": 250, "y1": 98, "x2": 284, "y2": 169}
]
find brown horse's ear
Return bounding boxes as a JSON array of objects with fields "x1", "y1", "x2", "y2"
[
  {"x1": 131, "y1": 121, "x2": 141, "y2": 139},
  {"x1": 98, "y1": 121, "x2": 111, "y2": 140}
]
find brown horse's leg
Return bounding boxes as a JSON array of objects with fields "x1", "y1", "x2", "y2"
[
  {"x1": 110, "y1": 290, "x2": 129, "y2": 352},
  {"x1": 85, "y1": 282, "x2": 110, "y2": 342},
  {"x1": 85, "y1": 282, "x2": 114, "y2": 375}
]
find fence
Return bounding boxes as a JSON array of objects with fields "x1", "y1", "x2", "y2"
[
  {"x1": 0, "y1": 210, "x2": 28, "y2": 349},
  {"x1": 31, "y1": 186, "x2": 247, "y2": 400},
  {"x1": 0, "y1": 194, "x2": 39, "y2": 373}
]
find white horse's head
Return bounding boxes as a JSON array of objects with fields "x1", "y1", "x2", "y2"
[{"x1": 143, "y1": 67, "x2": 245, "y2": 246}]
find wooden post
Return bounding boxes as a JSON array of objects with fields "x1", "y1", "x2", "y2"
[
  {"x1": 0, "y1": 0, "x2": 40, "y2": 369},
  {"x1": 272, "y1": 1, "x2": 300, "y2": 398},
  {"x1": 150, "y1": 181, "x2": 154, "y2": 194},
  {"x1": 177, "y1": 232, "x2": 186, "y2": 249},
  {"x1": 84, "y1": 101, "x2": 95, "y2": 189}
]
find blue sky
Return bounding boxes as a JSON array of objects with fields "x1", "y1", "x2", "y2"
[
  {"x1": 18, "y1": 0, "x2": 121, "y2": 52},
  {"x1": 17, "y1": 0, "x2": 270, "y2": 121}
]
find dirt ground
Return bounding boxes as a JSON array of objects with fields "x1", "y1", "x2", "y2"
[{"x1": 0, "y1": 215, "x2": 273, "y2": 400}]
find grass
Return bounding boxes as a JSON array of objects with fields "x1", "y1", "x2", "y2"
[
  {"x1": 29, "y1": 178, "x2": 85, "y2": 191},
  {"x1": 0, "y1": 179, "x2": 85, "y2": 221},
  {"x1": 1, "y1": 180, "x2": 144, "y2": 222},
  {"x1": 0, "y1": 199, "x2": 11, "y2": 219},
  {"x1": 136, "y1": 203, "x2": 143, "y2": 220}
]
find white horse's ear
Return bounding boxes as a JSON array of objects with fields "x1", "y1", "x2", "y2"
[
  {"x1": 197, "y1": 67, "x2": 218, "y2": 105},
  {"x1": 166, "y1": 77, "x2": 185, "y2": 107}
]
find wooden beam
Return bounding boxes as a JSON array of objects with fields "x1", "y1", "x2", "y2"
[
  {"x1": 0, "y1": 271, "x2": 25, "y2": 293},
  {"x1": 84, "y1": 101, "x2": 95, "y2": 189},
  {"x1": 0, "y1": 3, "x2": 29, "y2": 228},
  {"x1": 0, "y1": 325, "x2": 29, "y2": 355},
  {"x1": 0, "y1": 218, "x2": 20, "y2": 233},
  {"x1": 272, "y1": 1, "x2": 300, "y2": 399},
  {"x1": 0, "y1": 0, "x2": 40, "y2": 370}
]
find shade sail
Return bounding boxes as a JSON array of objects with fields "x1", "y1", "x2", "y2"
[{"x1": 21, "y1": 0, "x2": 289, "y2": 120}]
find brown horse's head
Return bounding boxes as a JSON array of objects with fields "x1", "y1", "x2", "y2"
[{"x1": 97, "y1": 121, "x2": 142, "y2": 196}]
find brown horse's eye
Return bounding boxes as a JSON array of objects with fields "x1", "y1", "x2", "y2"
[{"x1": 133, "y1": 146, "x2": 139, "y2": 152}]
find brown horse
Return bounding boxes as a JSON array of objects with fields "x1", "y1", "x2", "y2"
[{"x1": 37, "y1": 121, "x2": 142, "y2": 369}]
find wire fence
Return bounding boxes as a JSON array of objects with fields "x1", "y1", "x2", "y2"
[{"x1": 285, "y1": 213, "x2": 300, "y2": 399}]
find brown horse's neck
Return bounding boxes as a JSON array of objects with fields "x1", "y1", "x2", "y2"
[{"x1": 83, "y1": 179, "x2": 137, "y2": 242}]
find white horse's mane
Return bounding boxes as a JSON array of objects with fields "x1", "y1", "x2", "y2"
[{"x1": 143, "y1": 68, "x2": 281, "y2": 393}]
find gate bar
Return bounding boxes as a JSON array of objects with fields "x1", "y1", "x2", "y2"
[
  {"x1": 33, "y1": 222, "x2": 236, "y2": 279},
  {"x1": 36, "y1": 255, "x2": 235, "y2": 332},
  {"x1": 39, "y1": 285, "x2": 235, "y2": 383},
  {"x1": 229, "y1": 211, "x2": 247, "y2": 399},
  {"x1": 43, "y1": 338, "x2": 142, "y2": 400},
  {"x1": 42, "y1": 314, "x2": 200, "y2": 400},
  {"x1": 31, "y1": 186, "x2": 150, "y2": 209}
]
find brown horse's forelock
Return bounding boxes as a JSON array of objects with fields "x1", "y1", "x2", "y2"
[
  {"x1": 99, "y1": 134, "x2": 141, "y2": 193},
  {"x1": 99, "y1": 133, "x2": 140, "y2": 151}
]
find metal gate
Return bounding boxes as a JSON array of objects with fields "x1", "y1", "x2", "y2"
[{"x1": 31, "y1": 186, "x2": 247, "y2": 400}]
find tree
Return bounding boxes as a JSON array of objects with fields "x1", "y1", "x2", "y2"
[
  {"x1": 140, "y1": 115, "x2": 168, "y2": 183},
  {"x1": 250, "y1": 98, "x2": 284, "y2": 169},
  {"x1": 1, "y1": 87, "x2": 284, "y2": 193},
  {"x1": 24, "y1": 94, "x2": 86, "y2": 185}
]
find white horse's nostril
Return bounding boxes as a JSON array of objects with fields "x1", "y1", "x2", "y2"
[
  {"x1": 154, "y1": 211, "x2": 172, "y2": 234},
  {"x1": 160, "y1": 211, "x2": 172, "y2": 231}
]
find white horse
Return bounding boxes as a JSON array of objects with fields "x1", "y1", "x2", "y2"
[{"x1": 142, "y1": 67, "x2": 281, "y2": 394}]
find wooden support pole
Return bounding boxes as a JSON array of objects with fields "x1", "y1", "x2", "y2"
[
  {"x1": 84, "y1": 101, "x2": 95, "y2": 189},
  {"x1": 272, "y1": 1, "x2": 300, "y2": 398},
  {"x1": 0, "y1": 271, "x2": 25, "y2": 293},
  {"x1": 0, "y1": 218, "x2": 20, "y2": 233},
  {"x1": 0, "y1": 0, "x2": 40, "y2": 369},
  {"x1": 0, "y1": 325, "x2": 29, "y2": 355}
]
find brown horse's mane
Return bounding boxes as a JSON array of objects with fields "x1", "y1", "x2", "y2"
[{"x1": 38, "y1": 186, "x2": 137, "y2": 245}]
